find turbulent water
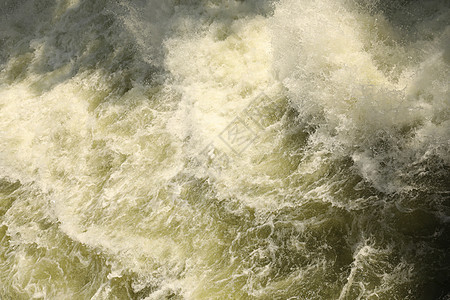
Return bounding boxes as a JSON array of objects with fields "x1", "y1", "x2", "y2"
[{"x1": 0, "y1": 0, "x2": 449, "y2": 299}]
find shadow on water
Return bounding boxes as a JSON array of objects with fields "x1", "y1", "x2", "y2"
[{"x1": 0, "y1": 0, "x2": 275, "y2": 96}]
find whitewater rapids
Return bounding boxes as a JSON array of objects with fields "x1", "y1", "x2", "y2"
[{"x1": 0, "y1": 0, "x2": 449, "y2": 299}]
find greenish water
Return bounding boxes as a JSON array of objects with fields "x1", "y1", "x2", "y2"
[{"x1": 0, "y1": 0, "x2": 449, "y2": 299}]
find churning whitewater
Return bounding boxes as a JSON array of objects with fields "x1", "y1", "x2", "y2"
[{"x1": 0, "y1": 0, "x2": 449, "y2": 299}]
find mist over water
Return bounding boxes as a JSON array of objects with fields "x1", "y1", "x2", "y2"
[{"x1": 0, "y1": 0, "x2": 449, "y2": 299}]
